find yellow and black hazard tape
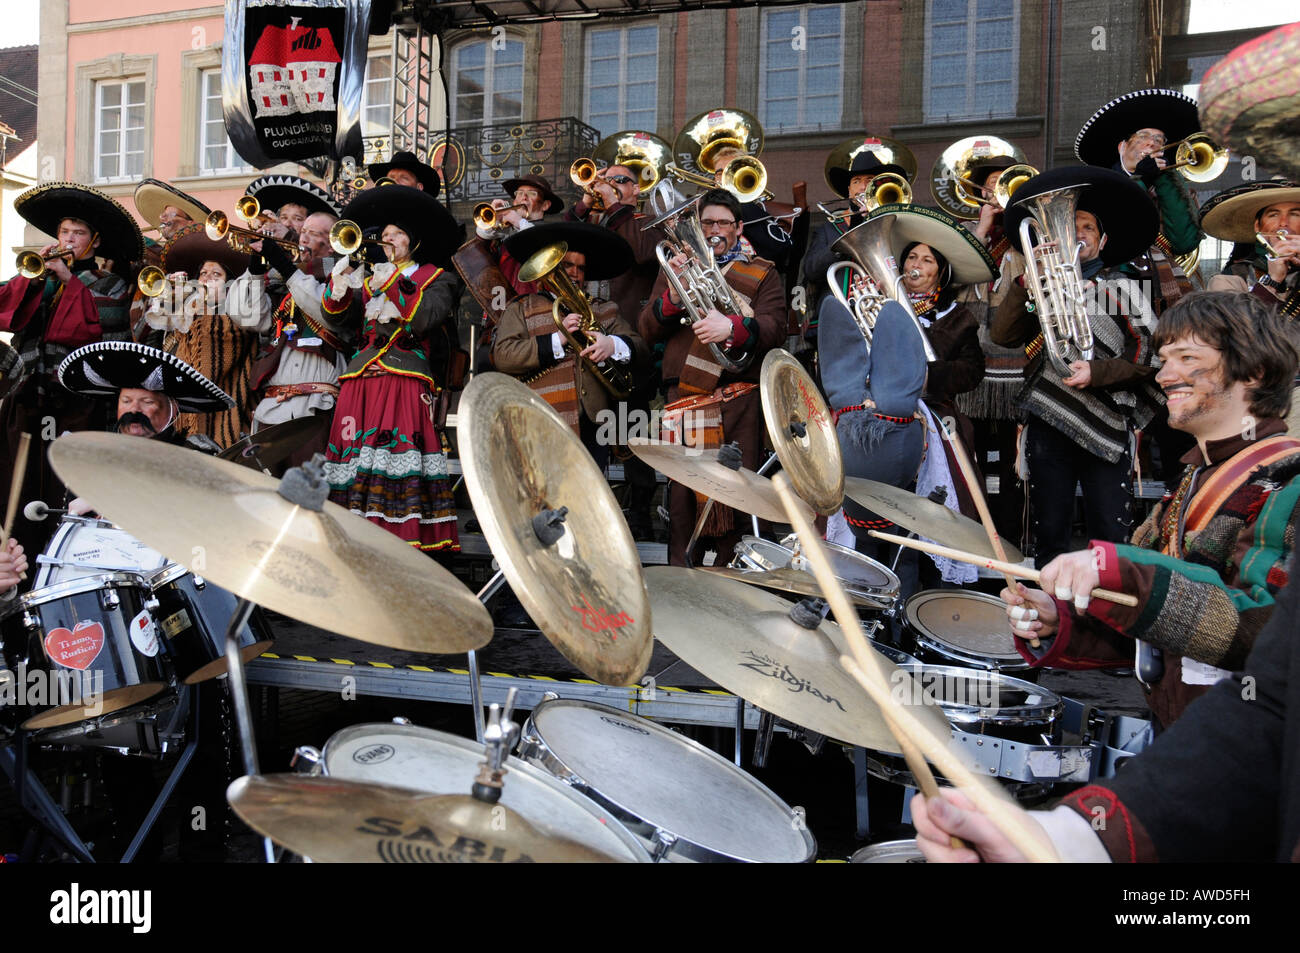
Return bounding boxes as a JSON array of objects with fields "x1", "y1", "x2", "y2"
[{"x1": 256, "y1": 652, "x2": 736, "y2": 697}]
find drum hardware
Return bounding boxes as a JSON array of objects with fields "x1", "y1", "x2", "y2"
[
  {"x1": 751, "y1": 708, "x2": 776, "y2": 769},
  {"x1": 682, "y1": 442, "x2": 778, "y2": 566},
  {"x1": 902, "y1": 589, "x2": 1031, "y2": 674},
  {"x1": 850, "y1": 839, "x2": 926, "y2": 863},
  {"x1": 468, "y1": 568, "x2": 510, "y2": 744},
  {"x1": 22, "y1": 500, "x2": 67, "y2": 522},
  {"x1": 16, "y1": 247, "x2": 76, "y2": 280}
]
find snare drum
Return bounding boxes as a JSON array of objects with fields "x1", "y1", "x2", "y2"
[
  {"x1": 520, "y1": 698, "x2": 816, "y2": 863},
  {"x1": 902, "y1": 664, "x2": 1063, "y2": 744},
  {"x1": 730, "y1": 536, "x2": 796, "y2": 572},
  {"x1": 147, "y1": 564, "x2": 274, "y2": 684},
  {"x1": 850, "y1": 839, "x2": 926, "y2": 863},
  {"x1": 730, "y1": 535, "x2": 900, "y2": 610},
  {"x1": 318, "y1": 722, "x2": 650, "y2": 863},
  {"x1": 903, "y1": 589, "x2": 1030, "y2": 673}
]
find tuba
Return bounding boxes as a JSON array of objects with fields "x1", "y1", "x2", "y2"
[
  {"x1": 592, "y1": 130, "x2": 671, "y2": 196},
  {"x1": 1015, "y1": 185, "x2": 1094, "y2": 376},
  {"x1": 826, "y1": 213, "x2": 937, "y2": 362},
  {"x1": 516, "y1": 241, "x2": 634, "y2": 400},
  {"x1": 645, "y1": 183, "x2": 755, "y2": 374}
]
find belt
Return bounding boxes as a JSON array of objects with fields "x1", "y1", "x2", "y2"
[
  {"x1": 265, "y1": 382, "x2": 340, "y2": 402},
  {"x1": 663, "y1": 381, "x2": 756, "y2": 417},
  {"x1": 833, "y1": 399, "x2": 919, "y2": 426}
]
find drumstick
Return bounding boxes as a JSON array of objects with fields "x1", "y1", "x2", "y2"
[
  {"x1": 935, "y1": 417, "x2": 1039, "y2": 648},
  {"x1": 1, "y1": 433, "x2": 30, "y2": 581},
  {"x1": 774, "y1": 473, "x2": 1058, "y2": 863},
  {"x1": 868, "y1": 529, "x2": 1138, "y2": 607}
]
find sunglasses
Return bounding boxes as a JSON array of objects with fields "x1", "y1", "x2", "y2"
[{"x1": 606, "y1": 174, "x2": 636, "y2": 186}]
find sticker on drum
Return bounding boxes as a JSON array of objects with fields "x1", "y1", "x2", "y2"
[
  {"x1": 520, "y1": 698, "x2": 816, "y2": 863},
  {"x1": 321, "y1": 722, "x2": 650, "y2": 863},
  {"x1": 904, "y1": 589, "x2": 1028, "y2": 671},
  {"x1": 850, "y1": 839, "x2": 926, "y2": 863},
  {"x1": 33, "y1": 517, "x2": 168, "y2": 590}
]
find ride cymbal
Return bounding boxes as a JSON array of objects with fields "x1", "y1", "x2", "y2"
[
  {"x1": 218, "y1": 414, "x2": 330, "y2": 471},
  {"x1": 47, "y1": 432, "x2": 492, "y2": 654},
  {"x1": 760, "y1": 349, "x2": 843, "y2": 515}
]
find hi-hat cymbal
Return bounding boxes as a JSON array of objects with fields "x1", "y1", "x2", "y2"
[
  {"x1": 843, "y1": 476, "x2": 1024, "y2": 563},
  {"x1": 627, "y1": 440, "x2": 813, "y2": 525},
  {"x1": 702, "y1": 566, "x2": 889, "y2": 609},
  {"x1": 218, "y1": 414, "x2": 330, "y2": 471},
  {"x1": 760, "y1": 349, "x2": 843, "y2": 515},
  {"x1": 458, "y1": 374, "x2": 652, "y2": 687},
  {"x1": 227, "y1": 775, "x2": 626, "y2": 863},
  {"x1": 47, "y1": 432, "x2": 491, "y2": 654},
  {"x1": 644, "y1": 566, "x2": 950, "y2": 752}
]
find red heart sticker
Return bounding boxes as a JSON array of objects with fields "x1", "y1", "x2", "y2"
[{"x1": 44, "y1": 621, "x2": 105, "y2": 671}]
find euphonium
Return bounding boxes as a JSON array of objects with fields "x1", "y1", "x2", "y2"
[
  {"x1": 1016, "y1": 185, "x2": 1094, "y2": 376},
  {"x1": 516, "y1": 241, "x2": 634, "y2": 400},
  {"x1": 825, "y1": 215, "x2": 936, "y2": 362},
  {"x1": 16, "y1": 247, "x2": 75, "y2": 280}
]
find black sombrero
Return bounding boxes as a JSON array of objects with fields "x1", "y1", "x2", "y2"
[
  {"x1": 341, "y1": 185, "x2": 459, "y2": 266},
  {"x1": 1075, "y1": 88, "x2": 1200, "y2": 168},
  {"x1": 1004, "y1": 166, "x2": 1159, "y2": 267},
  {"x1": 246, "y1": 174, "x2": 340, "y2": 218},
  {"x1": 842, "y1": 204, "x2": 998, "y2": 286},
  {"x1": 161, "y1": 222, "x2": 248, "y2": 279},
  {"x1": 0, "y1": 341, "x2": 23, "y2": 402},
  {"x1": 368, "y1": 150, "x2": 441, "y2": 199},
  {"x1": 15, "y1": 181, "x2": 144, "y2": 264},
  {"x1": 1200, "y1": 180, "x2": 1300, "y2": 242},
  {"x1": 58, "y1": 342, "x2": 233, "y2": 413},
  {"x1": 134, "y1": 179, "x2": 210, "y2": 228},
  {"x1": 503, "y1": 221, "x2": 633, "y2": 282}
]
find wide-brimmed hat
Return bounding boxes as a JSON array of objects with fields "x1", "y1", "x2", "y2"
[
  {"x1": 826, "y1": 137, "x2": 918, "y2": 198},
  {"x1": 341, "y1": 184, "x2": 460, "y2": 266},
  {"x1": 503, "y1": 221, "x2": 633, "y2": 281},
  {"x1": 1075, "y1": 88, "x2": 1200, "y2": 168},
  {"x1": 368, "y1": 150, "x2": 441, "y2": 198},
  {"x1": 1004, "y1": 166, "x2": 1159, "y2": 267},
  {"x1": 1199, "y1": 180, "x2": 1300, "y2": 242},
  {"x1": 161, "y1": 222, "x2": 248, "y2": 279},
  {"x1": 501, "y1": 174, "x2": 564, "y2": 215},
  {"x1": 15, "y1": 181, "x2": 143, "y2": 264},
  {"x1": 245, "y1": 174, "x2": 340, "y2": 218},
  {"x1": 966, "y1": 154, "x2": 1020, "y2": 186},
  {"x1": 0, "y1": 341, "x2": 23, "y2": 402},
  {"x1": 133, "y1": 179, "x2": 210, "y2": 228},
  {"x1": 58, "y1": 341, "x2": 233, "y2": 413},
  {"x1": 839, "y1": 204, "x2": 998, "y2": 286}
]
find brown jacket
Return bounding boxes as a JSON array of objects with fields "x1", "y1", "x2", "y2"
[{"x1": 566, "y1": 202, "x2": 667, "y2": 327}]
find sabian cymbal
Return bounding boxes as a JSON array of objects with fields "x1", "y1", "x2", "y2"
[
  {"x1": 218, "y1": 414, "x2": 330, "y2": 471},
  {"x1": 458, "y1": 373, "x2": 653, "y2": 687},
  {"x1": 47, "y1": 432, "x2": 492, "y2": 654},
  {"x1": 843, "y1": 476, "x2": 1024, "y2": 563},
  {"x1": 702, "y1": 567, "x2": 889, "y2": 610},
  {"x1": 627, "y1": 440, "x2": 813, "y2": 525},
  {"x1": 227, "y1": 775, "x2": 626, "y2": 863},
  {"x1": 760, "y1": 349, "x2": 843, "y2": 515},
  {"x1": 645, "y1": 566, "x2": 950, "y2": 752}
]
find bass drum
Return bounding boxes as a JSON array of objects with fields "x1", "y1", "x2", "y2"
[
  {"x1": 318, "y1": 721, "x2": 650, "y2": 863},
  {"x1": 147, "y1": 564, "x2": 274, "y2": 684},
  {"x1": 903, "y1": 589, "x2": 1031, "y2": 673},
  {"x1": 520, "y1": 698, "x2": 816, "y2": 863}
]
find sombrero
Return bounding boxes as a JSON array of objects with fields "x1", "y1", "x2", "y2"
[
  {"x1": 368, "y1": 150, "x2": 441, "y2": 198},
  {"x1": 1004, "y1": 166, "x2": 1159, "y2": 267},
  {"x1": 58, "y1": 341, "x2": 233, "y2": 413},
  {"x1": 1200, "y1": 180, "x2": 1300, "y2": 242},
  {"x1": 503, "y1": 221, "x2": 633, "y2": 281},
  {"x1": 500, "y1": 174, "x2": 563, "y2": 215},
  {"x1": 340, "y1": 185, "x2": 459, "y2": 266},
  {"x1": 840, "y1": 204, "x2": 998, "y2": 286},
  {"x1": 133, "y1": 179, "x2": 210, "y2": 228},
  {"x1": 161, "y1": 222, "x2": 247, "y2": 279},
  {"x1": 1074, "y1": 89, "x2": 1201, "y2": 168},
  {"x1": 15, "y1": 182, "x2": 143, "y2": 264},
  {"x1": 245, "y1": 174, "x2": 340, "y2": 218}
]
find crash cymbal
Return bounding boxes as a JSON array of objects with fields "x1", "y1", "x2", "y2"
[
  {"x1": 218, "y1": 414, "x2": 330, "y2": 470},
  {"x1": 645, "y1": 566, "x2": 950, "y2": 752},
  {"x1": 47, "y1": 432, "x2": 491, "y2": 654},
  {"x1": 458, "y1": 373, "x2": 652, "y2": 687},
  {"x1": 228, "y1": 775, "x2": 626, "y2": 863},
  {"x1": 702, "y1": 567, "x2": 890, "y2": 610},
  {"x1": 843, "y1": 476, "x2": 1023, "y2": 563},
  {"x1": 627, "y1": 440, "x2": 813, "y2": 525},
  {"x1": 760, "y1": 349, "x2": 843, "y2": 516}
]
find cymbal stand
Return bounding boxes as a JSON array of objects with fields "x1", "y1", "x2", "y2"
[
  {"x1": 684, "y1": 443, "x2": 777, "y2": 565},
  {"x1": 222, "y1": 597, "x2": 276, "y2": 862}
]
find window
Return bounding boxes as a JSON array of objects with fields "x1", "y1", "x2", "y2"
[
  {"x1": 759, "y1": 6, "x2": 843, "y2": 133},
  {"x1": 925, "y1": 0, "x2": 1018, "y2": 122},
  {"x1": 364, "y1": 53, "x2": 393, "y2": 137},
  {"x1": 584, "y1": 25, "x2": 658, "y2": 137},
  {"x1": 450, "y1": 39, "x2": 524, "y2": 128},
  {"x1": 199, "y1": 70, "x2": 251, "y2": 174},
  {"x1": 94, "y1": 79, "x2": 146, "y2": 182}
]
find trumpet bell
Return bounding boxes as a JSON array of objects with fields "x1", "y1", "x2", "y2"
[
  {"x1": 865, "y1": 173, "x2": 912, "y2": 211},
  {"x1": 329, "y1": 219, "x2": 363, "y2": 257},
  {"x1": 137, "y1": 265, "x2": 170, "y2": 298},
  {"x1": 204, "y1": 210, "x2": 230, "y2": 242},
  {"x1": 236, "y1": 195, "x2": 261, "y2": 224},
  {"x1": 1172, "y1": 133, "x2": 1228, "y2": 183},
  {"x1": 571, "y1": 158, "x2": 598, "y2": 189}
]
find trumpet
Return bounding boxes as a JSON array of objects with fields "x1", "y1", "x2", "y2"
[
  {"x1": 16, "y1": 247, "x2": 75, "y2": 279},
  {"x1": 1258, "y1": 229, "x2": 1294, "y2": 260},
  {"x1": 666, "y1": 155, "x2": 774, "y2": 203},
  {"x1": 205, "y1": 210, "x2": 301, "y2": 260},
  {"x1": 235, "y1": 195, "x2": 276, "y2": 227},
  {"x1": 1016, "y1": 185, "x2": 1094, "y2": 377},
  {"x1": 328, "y1": 219, "x2": 395, "y2": 263},
  {"x1": 136, "y1": 265, "x2": 172, "y2": 298},
  {"x1": 472, "y1": 202, "x2": 529, "y2": 234},
  {"x1": 571, "y1": 157, "x2": 611, "y2": 212},
  {"x1": 516, "y1": 241, "x2": 634, "y2": 399}
]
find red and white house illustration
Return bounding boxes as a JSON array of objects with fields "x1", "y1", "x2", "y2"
[{"x1": 248, "y1": 20, "x2": 343, "y2": 119}]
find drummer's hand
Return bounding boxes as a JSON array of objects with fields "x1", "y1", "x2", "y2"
[
  {"x1": 912, "y1": 790, "x2": 1039, "y2": 863},
  {"x1": 1001, "y1": 581, "x2": 1057, "y2": 640},
  {"x1": 68, "y1": 497, "x2": 95, "y2": 517},
  {"x1": 693, "y1": 309, "x2": 733, "y2": 345},
  {"x1": 0, "y1": 538, "x2": 27, "y2": 589},
  {"x1": 1039, "y1": 549, "x2": 1102, "y2": 614}
]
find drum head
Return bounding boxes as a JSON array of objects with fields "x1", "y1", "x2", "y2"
[
  {"x1": 905, "y1": 590, "x2": 1023, "y2": 663},
  {"x1": 850, "y1": 839, "x2": 926, "y2": 863},
  {"x1": 819, "y1": 541, "x2": 899, "y2": 603},
  {"x1": 528, "y1": 699, "x2": 815, "y2": 863},
  {"x1": 321, "y1": 722, "x2": 649, "y2": 862}
]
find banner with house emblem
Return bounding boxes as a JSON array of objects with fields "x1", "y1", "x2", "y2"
[{"x1": 222, "y1": 0, "x2": 371, "y2": 168}]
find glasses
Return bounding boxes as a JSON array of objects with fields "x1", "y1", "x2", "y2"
[
  {"x1": 1129, "y1": 131, "x2": 1167, "y2": 148},
  {"x1": 701, "y1": 219, "x2": 737, "y2": 228},
  {"x1": 606, "y1": 175, "x2": 636, "y2": 186}
]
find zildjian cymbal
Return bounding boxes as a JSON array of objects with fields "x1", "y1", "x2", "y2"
[
  {"x1": 218, "y1": 414, "x2": 330, "y2": 471},
  {"x1": 760, "y1": 349, "x2": 843, "y2": 515},
  {"x1": 227, "y1": 775, "x2": 628, "y2": 863},
  {"x1": 47, "y1": 432, "x2": 492, "y2": 654},
  {"x1": 843, "y1": 476, "x2": 1024, "y2": 563},
  {"x1": 627, "y1": 439, "x2": 813, "y2": 525},
  {"x1": 644, "y1": 566, "x2": 951, "y2": 752},
  {"x1": 458, "y1": 373, "x2": 653, "y2": 687}
]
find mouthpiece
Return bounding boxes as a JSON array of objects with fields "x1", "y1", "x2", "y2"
[
  {"x1": 708, "y1": 236, "x2": 723, "y2": 247},
  {"x1": 908, "y1": 269, "x2": 921, "y2": 279}
]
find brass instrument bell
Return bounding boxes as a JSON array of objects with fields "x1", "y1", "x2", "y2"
[
  {"x1": 136, "y1": 264, "x2": 171, "y2": 298},
  {"x1": 928, "y1": 135, "x2": 1025, "y2": 219},
  {"x1": 592, "y1": 130, "x2": 672, "y2": 194},
  {"x1": 205, "y1": 210, "x2": 301, "y2": 260},
  {"x1": 1163, "y1": 132, "x2": 1228, "y2": 183},
  {"x1": 16, "y1": 247, "x2": 75, "y2": 280},
  {"x1": 328, "y1": 219, "x2": 394, "y2": 262},
  {"x1": 472, "y1": 202, "x2": 529, "y2": 233},
  {"x1": 674, "y1": 108, "x2": 764, "y2": 175}
]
